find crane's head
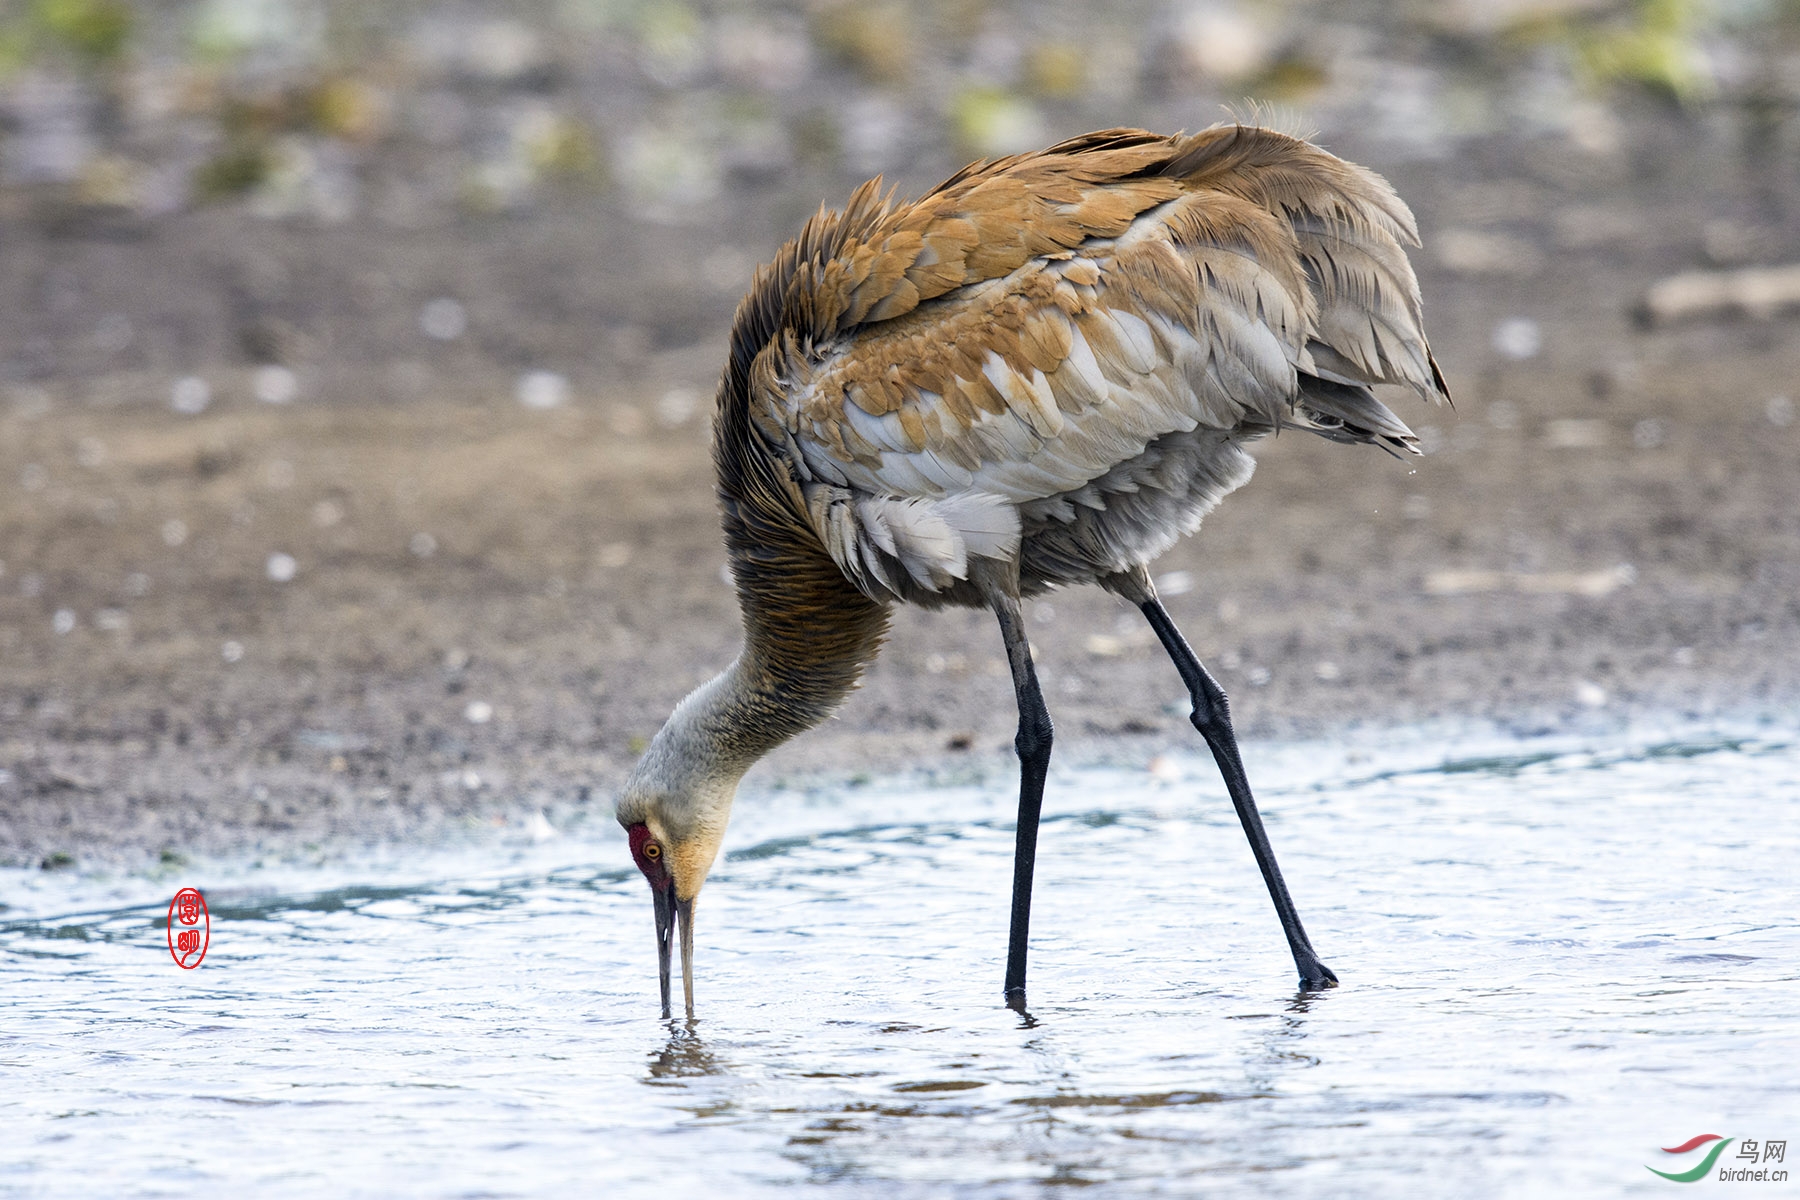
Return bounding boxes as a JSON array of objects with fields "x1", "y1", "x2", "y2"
[
  {"x1": 616, "y1": 658, "x2": 795, "y2": 1018},
  {"x1": 615, "y1": 746, "x2": 738, "y2": 1020}
]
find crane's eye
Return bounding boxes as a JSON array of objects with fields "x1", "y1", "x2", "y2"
[{"x1": 643, "y1": 843, "x2": 661, "y2": 860}]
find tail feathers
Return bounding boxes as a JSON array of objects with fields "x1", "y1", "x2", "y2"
[{"x1": 1294, "y1": 375, "x2": 1420, "y2": 457}]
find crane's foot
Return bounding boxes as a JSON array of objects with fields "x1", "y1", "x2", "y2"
[
  {"x1": 1297, "y1": 957, "x2": 1339, "y2": 991},
  {"x1": 1004, "y1": 985, "x2": 1028, "y2": 1013}
]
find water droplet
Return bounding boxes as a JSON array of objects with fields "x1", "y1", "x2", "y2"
[
  {"x1": 656, "y1": 387, "x2": 699, "y2": 426},
  {"x1": 170, "y1": 376, "x2": 211, "y2": 415},
  {"x1": 409, "y1": 532, "x2": 438, "y2": 558},
  {"x1": 1156, "y1": 570, "x2": 1194, "y2": 597},
  {"x1": 266, "y1": 552, "x2": 298, "y2": 583},
  {"x1": 516, "y1": 370, "x2": 569, "y2": 410},
  {"x1": 312, "y1": 500, "x2": 344, "y2": 528},
  {"x1": 1082, "y1": 634, "x2": 1128, "y2": 657},
  {"x1": 1545, "y1": 419, "x2": 1608, "y2": 449},
  {"x1": 419, "y1": 297, "x2": 467, "y2": 341},
  {"x1": 464, "y1": 700, "x2": 494, "y2": 724},
  {"x1": 1315, "y1": 661, "x2": 1340, "y2": 681},
  {"x1": 160, "y1": 519, "x2": 189, "y2": 547},
  {"x1": 1575, "y1": 680, "x2": 1607, "y2": 708},
  {"x1": 1768, "y1": 395, "x2": 1795, "y2": 427},
  {"x1": 222, "y1": 640, "x2": 245, "y2": 663},
  {"x1": 52, "y1": 609, "x2": 76, "y2": 635},
  {"x1": 1492, "y1": 317, "x2": 1542, "y2": 362},
  {"x1": 125, "y1": 572, "x2": 150, "y2": 596},
  {"x1": 254, "y1": 365, "x2": 298, "y2": 404},
  {"x1": 76, "y1": 438, "x2": 106, "y2": 468}
]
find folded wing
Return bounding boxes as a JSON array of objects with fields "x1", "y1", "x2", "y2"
[{"x1": 744, "y1": 124, "x2": 1449, "y2": 600}]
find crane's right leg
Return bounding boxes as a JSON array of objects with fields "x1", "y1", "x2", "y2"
[
  {"x1": 1138, "y1": 597, "x2": 1338, "y2": 991},
  {"x1": 993, "y1": 596, "x2": 1053, "y2": 1012}
]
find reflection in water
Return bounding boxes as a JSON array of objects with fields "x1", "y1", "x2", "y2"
[
  {"x1": 2, "y1": 730, "x2": 1797, "y2": 1196},
  {"x1": 647, "y1": 1023, "x2": 727, "y2": 1081},
  {"x1": 1260, "y1": 996, "x2": 1324, "y2": 1076},
  {"x1": 1285, "y1": 987, "x2": 1327, "y2": 1016}
]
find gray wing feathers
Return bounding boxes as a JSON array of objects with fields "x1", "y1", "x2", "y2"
[
  {"x1": 1294, "y1": 376, "x2": 1419, "y2": 455},
  {"x1": 776, "y1": 127, "x2": 1445, "y2": 599},
  {"x1": 1283, "y1": 191, "x2": 1438, "y2": 399}
]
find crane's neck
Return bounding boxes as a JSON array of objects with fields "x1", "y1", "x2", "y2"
[
  {"x1": 631, "y1": 374, "x2": 891, "y2": 848},
  {"x1": 628, "y1": 535, "x2": 891, "y2": 842},
  {"x1": 665, "y1": 575, "x2": 888, "y2": 768},
  {"x1": 638, "y1": 648, "x2": 850, "y2": 798}
]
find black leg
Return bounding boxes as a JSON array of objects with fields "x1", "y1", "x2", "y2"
[
  {"x1": 1140, "y1": 599, "x2": 1338, "y2": 989},
  {"x1": 994, "y1": 597, "x2": 1053, "y2": 1011}
]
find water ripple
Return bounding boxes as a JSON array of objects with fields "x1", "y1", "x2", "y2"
[{"x1": 3, "y1": 725, "x2": 1798, "y2": 1198}]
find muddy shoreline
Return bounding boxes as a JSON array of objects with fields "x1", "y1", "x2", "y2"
[
  {"x1": 4, "y1": 114, "x2": 1800, "y2": 870},
  {"x1": 4, "y1": 318, "x2": 1796, "y2": 869}
]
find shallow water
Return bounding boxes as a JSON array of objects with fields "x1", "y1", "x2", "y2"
[{"x1": 3, "y1": 725, "x2": 1798, "y2": 1198}]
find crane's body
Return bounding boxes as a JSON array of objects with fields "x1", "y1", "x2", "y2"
[{"x1": 618, "y1": 124, "x2": 1449, "y2": 1018}]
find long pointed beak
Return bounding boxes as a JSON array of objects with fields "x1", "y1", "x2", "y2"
[
  {"x1": 652, "y1": 887, "x2": 696, "y2": 1020},
  {"x1": 653, "y1": 886, "x2": 674, "y2": 1018},
  {"x1": 679, "y1": 894, "x2": 695, "y2": 1019}
]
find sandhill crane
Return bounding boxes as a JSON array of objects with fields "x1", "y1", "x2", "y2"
[{"x1": 617, "y1": 124, "x2": 1449, "y2": 1018}]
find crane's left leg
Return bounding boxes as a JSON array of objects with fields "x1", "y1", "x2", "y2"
[
  {"x1": 993, "y1": 595, "x2": 1053, "y2": 1012},
  {"x1": 1139, "y1": 598, "x2": 1338, "y2": 990}
]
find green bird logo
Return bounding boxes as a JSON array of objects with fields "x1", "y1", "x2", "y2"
[{"x1": 1649, "y1": 1135, "x2": 1732, "y2": 1183}]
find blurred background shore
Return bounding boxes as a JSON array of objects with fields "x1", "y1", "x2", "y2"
[{"x1": 2, "y1": 0, "x2": 1798, "y2": 868}]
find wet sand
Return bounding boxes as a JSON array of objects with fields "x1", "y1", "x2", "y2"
[{"x1": 4, "y1": 131, "x2": 1799, "y2": 869}]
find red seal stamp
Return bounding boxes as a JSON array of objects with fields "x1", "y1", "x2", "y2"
[{"x1": 167, "y1": 887, "x2": 209, "y2": 969}]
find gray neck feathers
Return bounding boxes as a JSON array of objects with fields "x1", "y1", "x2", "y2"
[
  {"x1": 623, "y1": 651, "x2": 848, "y2": 840},
  {"x1": 638, "y1": 658, "x2": 783, "y2": 792}
]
